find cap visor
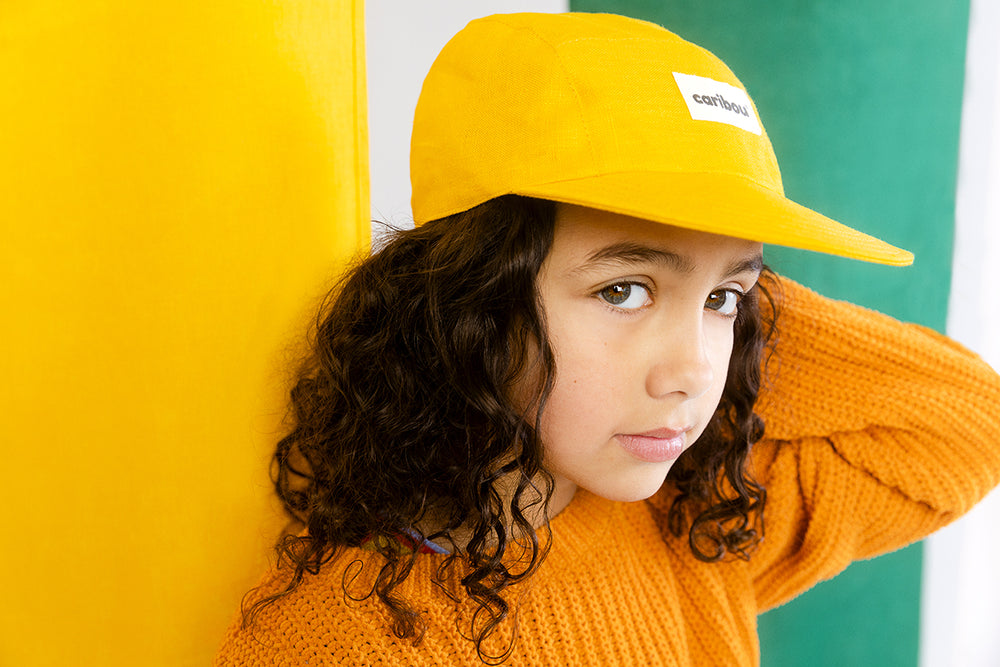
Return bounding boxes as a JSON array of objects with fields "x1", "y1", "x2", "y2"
[{"x1": 517, "y1": 171, "x2": 913, "y2": 266}]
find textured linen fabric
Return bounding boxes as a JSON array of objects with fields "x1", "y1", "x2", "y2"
[{"x1": 216, "y1": 277, "x2": 1000, "y2": 666}]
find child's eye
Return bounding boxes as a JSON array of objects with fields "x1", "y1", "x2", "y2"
[
  {"x1": 705, "y1": 289, "x2": 744, "y2": 317},
  {"x1": 597, "y1": 282, "x2": 651, "y2": 310}
]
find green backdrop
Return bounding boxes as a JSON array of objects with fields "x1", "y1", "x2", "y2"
[{"x1": 570, "y1": 1, "x2": 969, "y2": 664}]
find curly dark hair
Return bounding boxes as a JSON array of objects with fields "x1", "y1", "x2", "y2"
[{"x1": 243, "y1": 194, "x2": 777, "y2": 663}]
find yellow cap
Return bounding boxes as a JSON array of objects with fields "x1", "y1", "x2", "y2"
[{"x1": 410, "y1": 12, "x2": 913, "y2": 266}]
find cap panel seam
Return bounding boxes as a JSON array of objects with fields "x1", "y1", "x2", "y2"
[{"x1": 478, "y1": 18, "x2": 600, "y2": 174}]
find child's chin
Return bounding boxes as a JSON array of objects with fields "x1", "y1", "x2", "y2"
[{"x1": 586, "y1": 466, "x2": 674, "y2": 503}]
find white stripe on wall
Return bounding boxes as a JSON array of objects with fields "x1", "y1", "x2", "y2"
[{"x1": 922, "y1": 1, "x2": 1000, "y2": 665}]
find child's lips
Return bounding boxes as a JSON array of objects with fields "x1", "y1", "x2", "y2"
[
  {"x1": 616, "y1": 426, "x2": 691, "y2": 463},
  {"x1": 633, "y1": 426, "x2": 690, "y2": 440}
]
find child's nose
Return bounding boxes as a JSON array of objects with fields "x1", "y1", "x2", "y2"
[{"x1": 644, "y1": 320, "x2": 715, "y2": 401}]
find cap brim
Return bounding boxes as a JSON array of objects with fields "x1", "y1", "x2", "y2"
[{"x1": 516, "y1": 171, "x2": 913, "y2": 266}]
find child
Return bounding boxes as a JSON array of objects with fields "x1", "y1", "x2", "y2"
[{"x1": 216, "y1": 12, "x2": 1000, "y2": 666}]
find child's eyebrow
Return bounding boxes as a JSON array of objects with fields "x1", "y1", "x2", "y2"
[
  {"x1": 576, "y1": 241, "x2": 763, "y2": 278},
  {"x1": 579, "y1": 241, "x2": 697, "y2": 274},
  {"x1": 726, "y1": 253, "x2": 764, "y2": 278}
]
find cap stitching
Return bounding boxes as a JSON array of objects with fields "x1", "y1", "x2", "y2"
[
  {"x1": 480, "y1": 18, "x2": 600, "y2": 172},
  {"x1": 518, "y1": 168, "x2": 781, "y2": 194}
]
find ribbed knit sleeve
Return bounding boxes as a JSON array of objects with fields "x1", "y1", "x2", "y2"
[{"x1": 749, "y1": 276, "x2": 1000, "y2": 610}]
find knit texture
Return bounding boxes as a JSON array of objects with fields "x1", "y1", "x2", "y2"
[{"x1": 216, "y1": 277, "x2": 1000, "y2": 666}]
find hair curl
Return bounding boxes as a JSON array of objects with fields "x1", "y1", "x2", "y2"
[{"x1": 243, "y1": 195, "x2": 778, "y2": 663}]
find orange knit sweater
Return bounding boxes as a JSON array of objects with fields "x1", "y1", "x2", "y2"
[{"x1": 216, "y1": 278, "x2": 1000, "y2": 666}]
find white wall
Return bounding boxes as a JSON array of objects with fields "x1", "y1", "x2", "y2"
[
  {"x1": 922, "y1": 1, "x2": 1000, "y2": 665},
  {"x1": 366, "y1": 0, "x2": 567, "y2": 229}
]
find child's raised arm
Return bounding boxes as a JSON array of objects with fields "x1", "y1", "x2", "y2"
[{"x1": 750, "y1": 275, "x2": 1000, "y2": 609}]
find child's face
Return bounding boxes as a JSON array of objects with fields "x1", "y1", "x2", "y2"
[{"x1": 533, "y1": 204, "x2": 763, "y2": 507}]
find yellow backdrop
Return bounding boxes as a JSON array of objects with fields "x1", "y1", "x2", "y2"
[{"x1": 0, "y1": 2, "x2": 368, "y2": 664}]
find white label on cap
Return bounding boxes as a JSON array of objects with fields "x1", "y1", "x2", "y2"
[{"x1": 672, "y1": 72, "x2": 762, "y2": 135}]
